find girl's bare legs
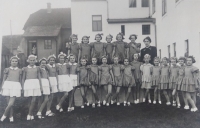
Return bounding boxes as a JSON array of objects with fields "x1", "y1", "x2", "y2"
[
  {"x1": 2, "y1": 97, "x2": 16, "y2": 117},
  {"x1": 185, "y1": 92, "x2": 198, "y2": 111},
  {"x1": 28, "y1": 97, "x2": 37, "y2": 116},
  {"x1": 37, "y1": 96, "x2": 43, "y2": 110},
  {"x1": 176, "y1": 92, "x2": 181, "y2": 108},
  {"x1": 105, "y1": 84, "x2": 112, "y2": 104},
  {"x1": 182, "y1": 92, "x2": 189, "y2": 108},
  {"x1": 125, "y1": 87, "x2": 132, "y2": 106},
  {"x1": 91, "y1": 85, "x2": 99, "y2": 102},
  {"x1": 57, "y1": 92, "x2": 68, "y2": 108},
  {"x1": 163, "y1": 90, "x2": 170, "y2": 105},
  {"x1": 80, "y1": 86, "x2": 88, "y2": 105},
  {"x1": 37, "y1": 95, "x2": 49, "y2": 116},
  {"x1": 133, "y1": 86, "x2": 137, "y2": 103},
  {"x1": 112, "y1": 87, "x2": 121, "y2": 103},
  {"x1": 69, "y1": 88, "x2": 76, "y2": 108},
  {"x1": 136, "y1": 83, "x2": 140, "y2": 103},
  {"x1": 191, "y1": 92, "x2": 196, "y2": 104},
  {"x1": 47, "y1": 93, "x2": 54, "y2": 112},
  {"x1": 158, "y1": 90, "x2": 161, "y2": 103},
  {"x1": 153, "y1": 87, "x2": 157, "y2": 103}
]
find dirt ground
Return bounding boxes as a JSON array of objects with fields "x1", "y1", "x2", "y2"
[{"x1": 0, "y1": 92, "x2": 200, "y2": 128}]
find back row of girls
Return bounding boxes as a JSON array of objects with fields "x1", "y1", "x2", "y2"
[
  {"x1": 67, "y1": 33, "x2": 141, "y2": 64},
  {"x1": 0, "y1": 47, "x2": 199, "y2": 122}
]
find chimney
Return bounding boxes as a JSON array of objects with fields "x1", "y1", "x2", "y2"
[{"x1": 47, "y1": 3, "x2": 51, "y2": 13}]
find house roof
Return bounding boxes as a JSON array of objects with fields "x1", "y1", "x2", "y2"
[
  {"x1": 23, "y1": 25, "x2": 61, "y2": 37},
  {"x1": 107, "y1": 18, "x2": 156, "y2": 24},
  {"x1": 2, "y1": 35, "x2": 23, "y2": 50},
  {"x1": 23, "y1": 8, "x2": 71, "y2": 30}
]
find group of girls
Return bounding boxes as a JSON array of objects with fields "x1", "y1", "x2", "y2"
[{"x1": 0, "y1": 33, "x2": 199, "y2": 123}]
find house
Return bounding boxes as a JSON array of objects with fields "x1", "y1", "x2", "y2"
[
  {"x1": 149, "y1": 0, "x2": 200, "y2": 68},
  {"x1": 23, "y1": 3, "x2": 71, "y2": 59},
  {"x1": 71, "y1": 0, "x2": 156, "y2": 47}
]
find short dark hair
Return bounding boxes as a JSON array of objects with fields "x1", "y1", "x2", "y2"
[
  {"x1": 129, "y1": 34, "x2": 137, "y2": 40},
  {"x1": 143, "y1": 36, "x2": 151, "y2": 43},
  {"x1": 187, "y1": 56, "x2": 196, "y2": 63}
]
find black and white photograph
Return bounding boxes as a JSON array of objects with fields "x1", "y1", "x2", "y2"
[{"x1": 0, "y1": 0, "x2": 200, "y2": 127}]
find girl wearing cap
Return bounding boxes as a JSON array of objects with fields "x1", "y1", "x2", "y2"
[
  {"x1": 45, "y1": 54, "x2": 58, "y2": 116},
  {"x1": 140, "y1": 54, "x2": 153, "y2": 103},
  {"x1": 127, "y1": 34, "x2": 141, "y2": 62},
  {"x1": 56, "y1": 52, "x2": 72, "y2": 112},
  {"x1": 68, "y1": 34, "x2": 80, "y2": 63},
  {"x1": 78, "y1": 36, "x2": 92, "y2": 64},
  {"x1": 0, "y1": 56, "x2": 22, "y2": 122},
  {"x1": 36, "y1": 58, "x2": 51, "y2": 119},
  {"x1": 22, "y1": 55, "x2": 42, "y2": 120},
  {"x1": 91, "y1": 33, "x2": 106, "y2": 65}
]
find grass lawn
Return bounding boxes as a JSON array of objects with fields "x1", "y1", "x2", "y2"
[{"x1": 0, "y1": 93, "x2": 200, "y2": 128}]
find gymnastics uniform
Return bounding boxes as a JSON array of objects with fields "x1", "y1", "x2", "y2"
[
  {"x1": 181, "y1": 66, "x2": 199, "y2": 92},
  {"x1": 39, "y1": 67, "x2": 50, "y2": 95},
  {"x1": 87, "y1": 65, "x2": 99, "y2": 85},
  {"x1": 79, "y1": 43, "x2": 92, "y2": 63},
  {"x1": 123, "y1": 65, "x2": 136, "y2": 87},
  {"x1": 23, "y1": 65, "x2": 41, "y2": 97},
  {"x1": 152, "y1": 66, "x2": 161, "y2": 87},
  {"x1": 68, "y1": 62, "x2": 78, "y2": 87},
  {"x1": 105, "y1": 43, "x2": 114, "y2": 64},
  {"x1": 131, "y1": 61, "x2": 143, "y2": 85},
  {"x1": 46, "y1": 64, "x2": 58, "y2": 93},
  {"x1": 176, "y1": 66, "x2": 185, "y2": 90},
  {"x1": 68, "y1": 43, "x2": 79, "y2": 62},
  {"x1": 159, "y1": 66, "x2": 170, "y2": 90},
  {"x1": 78, "y1": 66, "x2": 89, "y2": 86},
  {"x1": 127, "y1": 42, "x2": 141, "y2": 62},
  {"x1": 1, "y1": 67, "x2": 22, "y2": 97},
  {"x1": 99, "y1": 64, "x2": 112, "y2": 86},
  {"x1": 169, "y1": 66, "x2": 179, "y2": 90},
  {"x1": 113, "y1": 41, "x2": 128, "y2": 63},
  {"x1": 111, "y1": 64, "x2": 123, "y2": 87},
  {"x1": 140, "y1": 63, "x2": 153, "y2": 89},
  {"x1": 91, "y1": 42, "x2": 105, "y2": 64},
  {"x1": 57, "y1": 63, "x2": 73, "y2": 92}
]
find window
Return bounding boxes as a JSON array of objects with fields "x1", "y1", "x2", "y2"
[
  {"x1": 159, "y1": 49, "x2": 161, "y2": 59},
  {"x1": 129, "y1": 0, "x2": 136, "y2": 8},
  {"x1": 168, "y1": 45, "x2": 171, "y2": 58},
  {"x1": 152, "y1": 0, "x2": 156, "y2": 14},
  {"x1": 173, "y1": 43, "x2": 176, "y2": 57},
  {"x1": 175, "y1": 0, "x2": 179, "y2": 3},
  {"x1": 142, "y1": 0, "x2": 149, "y2": 7},
  {"x1": 121, "y1": 25, "x2": 125, "y2": 35},
  {"x1": 162, "y1": 0, "x2": 167, "y2": 16},
  {"x1": 184, "y1": 40, "x2": 189, "y2": 57},
  {"x1": 92, "y1": 15, "x2": 102, "y2": 31},
  {"x1": 44, "y1": 40, "x2": 52, "y2": 49},
  {"x1": 142, "y1": 25, "x2": 150, "y2": 35}
]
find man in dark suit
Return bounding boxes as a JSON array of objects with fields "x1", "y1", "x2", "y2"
[{"x1": 140, "y1": 36, "x2": 157, "y2": 65}]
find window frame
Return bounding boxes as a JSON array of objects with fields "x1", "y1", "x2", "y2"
[
  {"x1": 173, "y1": 43, "x2": 176, "y2": 57},
  {"x1": 168, "y1": 45, "x2": 171, "y2": 58},
  {"x1": 129, "y1": 0, "x2": 137, "y2": 8},
  {"x1": 44, "y1": 39, "x2": 52, "y2": 49},
  {"x1": 141, "y1": 0, "x2": 149, "y2": 7},
  {"x1": 184, "y1": 39, "x2": 189, "y2": 57},
  {"x1": 162, "y1": 0, "x2": 167, "y2": 16},
  {"x1": 152, "y1": 0, "x2": 156, "y2": 14},
  {"x1": 92, "y1": 15, "x2": 102, "y2": 32},
  {"x1": 142, "y1": 25, "x2": 151, "y2": 35},
  {"x1": 121, "y1": 25, "x2": 125, "y2": 35},
  {"x1": 159, "y1": 49, "x2": 161, "y2": 59}
]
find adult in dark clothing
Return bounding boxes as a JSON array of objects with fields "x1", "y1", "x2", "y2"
[{"x1": 140, "y1": 36, "x2": 157, "y2": 65}]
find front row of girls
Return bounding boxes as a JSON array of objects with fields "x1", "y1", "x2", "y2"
[
  {"x1": 1, "y1": 53, "x2": 200, "y2": 123},
  {"x1": 67, "y1": 33, "x2": 141, "y2": 64}
]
